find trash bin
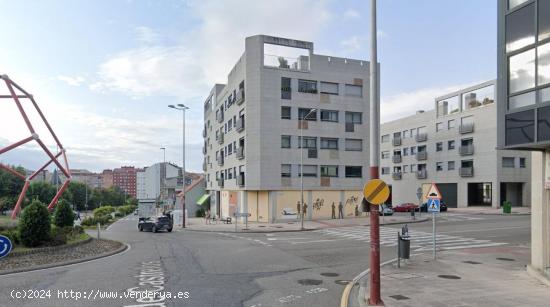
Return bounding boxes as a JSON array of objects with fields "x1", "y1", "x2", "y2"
[
  {"x1": 398, "y1": 234, "x2": 410, "y2": 259},
  {"x1": 502, "y1": 201, "x2": 512, "y2": 214},
  {"x1": 410, "y1": 209, "x2": 415, "y2": 218}
]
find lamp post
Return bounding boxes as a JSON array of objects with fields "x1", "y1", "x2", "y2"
[
  {"x1": 160, "y1": 147, "x2": 166, "y2": 209},
  {"x1": 300, "y1": 108, "x2": 316, "y2": 231},
  {"x1": 169, "y1": 104, "x2": 189, "y2": 228}
]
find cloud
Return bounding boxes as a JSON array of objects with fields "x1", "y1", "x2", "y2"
[
  {"x1": 343, "y1": 9, "x2": 360, "y2": 19},
  {"x1": 57, "y1": 75, "x2": 86, "y2": 86},
  {"x1": 135, "y1": 26, "x2": 159, "y2": 44},
  {"x1": 340, "y1": 35, "x2": 363, "y2": 53}
]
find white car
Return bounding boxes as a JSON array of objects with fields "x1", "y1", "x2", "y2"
[
  {"x1": 379, "y1": 204, "x2": 394, "y2": 216},
  {"x1": 281, "y1": 208, "x2": 298, "y2": 215}
]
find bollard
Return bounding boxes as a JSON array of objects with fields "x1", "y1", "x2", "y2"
[{"x1": 97, "y1": 222, "x2": 100, "y2": 240}]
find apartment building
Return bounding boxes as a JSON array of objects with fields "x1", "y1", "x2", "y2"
[
  {"x1": 380, "y1": 81, "x2": 531, "y2": 209},
  {"x1": 113, "y1": 166, "x2": 137, "y2": 198},
  {"x1": 100, "y1": 169, "x2": 113, "y2": 189},
  {"x1": 203, "y1": 35, "x2": 373, "y2": 222},
  {"x1": 497, "y1": 0, "x2": 549, "y2": 280},
  {"x1": 70, "y1": 169, "x2": 101, "y2": 188}
]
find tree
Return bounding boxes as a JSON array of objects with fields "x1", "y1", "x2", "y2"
[
  {"x1": 26, "y1": 181, "x2": 57, "y2": 206},
  {"x1": 54, "y1": 199, "x2": 74, "y2": 228},
  {"x1": 18, "y1": 200, "x2": 51, "y2": 247},
  {"x1": 67, "y1": 182, "x2": 87, "y2": 211}
]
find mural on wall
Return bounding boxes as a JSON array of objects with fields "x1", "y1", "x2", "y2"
[
  {"x1": 345, "y1": 195, "x2": 359, "y2": 216},
  {"x1": 276, "y1": 191, "x2": 301, "y2": 220},
  {"x1": 312, "y1": 198, "x2": 324, "y2": 211}
]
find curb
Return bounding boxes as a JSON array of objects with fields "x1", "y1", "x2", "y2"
[
  {"x1": 8, "y1": 237, "x2": 93, "y2": 257},
  {"x1": 0, "y1": 240, "x2": 128, "y2": 276}
]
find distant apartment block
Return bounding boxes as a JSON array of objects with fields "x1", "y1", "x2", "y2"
[
  {"x1": 100, "y1": 169, "x2": 113, "y2": 189},
  {"x1": 380, "y1": 81, "x2": 531, "y2": 209},
  {"x1": 113, "y1": 166, "x2": 137, "y2": 198},
  {"x1": 203, "y1": 35, "x2": 373, "y2": 222},
  {"x1": 70, "y1": 169, "x2": 101, "y2": 188}
]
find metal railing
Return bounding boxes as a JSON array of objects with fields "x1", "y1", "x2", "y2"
[
  {"x1": 217, "y1": 132, "x2": 224, "y2": 144},
  {"x1": 216, "y1": 112, "x2": 224, "y2": 123},
  {"x1": 236, "y1": 118, "x2": 245, "y2": 132},
  {"x1": 236, "y1": 89, "x2": 245, "y2": 105},
  {"x1": 459, "y1": 167, "x2": 474, "y2": 177},
  {"x1": 415, "y1": 133, "x2": 427, "y2": 142},
  {"x1": 393, "y1": 137, "x2": 402, "y2": 146},
  {"x1": 237, "y1": 174, "x2": 245, "y2": 187},
  {"x1": 459, "y1": 145, "x2": 474, "y2": 156},
  {"x1": 236, "y1": 147, "x2": 244, "y2": 160},
  {"x1": 459, "y1": 123, "x2": 474, "y2": 134},
  {"x1": 416, "y1": 151, "x2": 427, "y2": 161},
  {"x1": 392, "y1": 155, "x2": 402, "y2": 163},
  {"x1": 217, "y1": 156, "x2": 224, "y2": 166}
]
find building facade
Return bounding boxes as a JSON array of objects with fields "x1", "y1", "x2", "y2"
[
  {"x1": 381, "y1": 81, "x2": 531, "y2": 208},
  {"x1": 70, "y1": 169, "x2": 101, "y2": 188},
  {"x1": 497, "y1": 0, "x2": 549, "y2": 280},
  {"x1": 113, "y1": 166, "x2": 137, "y2": 198},
  {"x1": 203, "y1": 35, "x2": 373, "y2": 222},
  {"x1": 100, "y1": 169, "x2": 113, "y2": 189}
]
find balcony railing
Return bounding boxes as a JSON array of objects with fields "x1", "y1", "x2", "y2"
[
  {"x1": 459, "y1": 167, "x2": 474, "y2": 177},
  {"x1": 392, "y1": 155, "x2": 402, "y2": 163},
  {"x1": 345, "y1": 122, "x2": 355, "y2": 132},
  {"x1": 202, "y1": 161, "x2": 207, "y2": 171},
  {"x1": 459, "y1": 145, "x2": 474, "y2": 156},
  {"x1": 216, "y1": 112, "x2": 224, "y2": 123},
  {"x1": 416, "y1": 169, "x2": 427, "y2": 179},
  {"x1": 416, "y1": 151, "x2": 427, "y2": 161},
  {"x1": 217, "y1": 132, "x2": 224, "y2": 144},
  {"x1": 415, "y1": 133, "x2": 427, "y2": 142},
  {"x1": 236, "y1": 89, "x2": 245, "y2": 105},
  {"x1": 393, "y1": 137, "x2": 402, "y2": 146},
  {"x1": 217, "y1": 178, "x2": 224, "y2": 187},
  {"x1": 236, "y1": 147, "x2": 244, "y2": 160},
  {"x1": 459, "y1": 123, "x2": 474, "y2": 134},
  {"x1": 236, "y1": 118, "x2": 245, "y2": 132},
  {"x1": 202, "y1": 146, "x2": 207, "y2": 155},
  {"x1": 217, "y1": 156, "x2": 224, "y2": 166},
  {"x1": 237, "y1": 174, "x2": 245, "y2": 187},
  {"x1": 392, "y1": 172, "x2": 402, "y2": 180}
]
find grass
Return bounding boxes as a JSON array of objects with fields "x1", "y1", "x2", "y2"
[
  {"x1": 0, "y1": 215, "x2": 18, "y2": 229},
  {"x1": 67, "y1": 232, "x2": 90, "y2": 244}
]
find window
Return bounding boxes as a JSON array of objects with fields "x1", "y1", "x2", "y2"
[
  {"x1": 345, "y1": 166, "x2": 362, "y2": 178},
  {"x1": 436, "y1": 122, "x2": 444, "y2": 132},
  {"x1": 417, "y1": 126, "x2": 427, "y2": 136},
  {"x1": 345, "y1": 84, "x2": 362, "y2": 97},
  {"x1": 381, "y1": 167, "x2": 390, "y2": 175},
  {"x1": 298, "y1": 136, "x2": 317, "y2": 149},
  {"x1": 410, "y1": 128, "x2": 417, "y2": 137},
  {"x1": 300, "y1": 165, "x2": 318, "y2": 177},
  {"x1": 509, "y1": 91, "x2": 536, "y2": 109},
  {"x1": 320, "y1": 82, "x2": 338, "y2": 95},
  {"x1": 320, "y1": 165, "x2": 338, "y2": 177},
  {"x1": 509, "y1": 49, "x2": 536, "y2": 94},
  {"x1": 410, "y1": 146, "x2": 417, "y2": 155},
  {"x1": 503, "y1": 157, "x2": 515, "y2": 168},
  {"x1": 448, "y1": 140, "x2": 455, "y2": 150},
  {"x1": 402, "y1": 130, "x2": 409, "y2": 138},
  {"x1": 448, "y1": 119, "x2": 456, "y2": 129},
  {"x1": 281, "y1": 164, "x2": 291, "y2": 177},
  {"x1": 508, "y1": 0, "x2": 529, "y2": 10},
  {"x1": 228, "y1": 143, "x2": 233, "y2": 155},
  {"x1": 506, "y1": 109, "x2": 535, "y2": 145},
  {"x1": 281, "y1": 106, "x2": 291, "y2": 119},
  {"x1": 436, "y1": 142, "x2": 443, "y2": 152},
  {"x1": 381, "y1": 151, "x2": 390, "y2": 159},
  {"x1": 403, "y1": 165, "x2": 408, "y2": 173},
  {"x1": 538, "y1": 105, "x2": 550, "y2": 142},
  {"x1": 462, "y1": 85, "x2": 495, "y2": 110},
  {"x1": 506, "y1": 3, "x2": 535, "y2": 52},
  {"x1": 436, "y1": 162, "x2": 443, "y2": 171},
  {"x1": 519, "y1": 157, "x2": 526, "y2": 168},
  {"x1": 281, "y1": 77, "x2": 291, "y2": 99},
  {"x1": 540, "y1": 0, "x2": 550, "y2": 41},
  {"x1": 320, "y1": 138, "x2": 339, "y2": 149},
  {"x1": 538, "y1": 42, "x2": 550, "y2": 86},
  {"x1": 320, "y1": 110, "x2": 339, "y2": 122},
  {"x1": 437, "y1": 96, "x2": 460, "y2": 116},
  {"x1": 448, "y1": 161, "x2": 455, "y2": 170},
  {"x1": 461, "y1": 116, "x2": 474, "y2": 127},
  {"x1": 403, "y1": 148, "x2": 409, "y2": 156},
  {"x1": 345, "y1": 112, "x2": 362, "y2": 124},
  {"x1": 281, "y1": 135, "x2": 291, "y2": 148},
  {"x1": 381, "y1": 134, "x2": 390, "y2": 143},
  {"x1": 298, "y1": 108, "x2": 317, "y2": 120},
  {"x1": 227, "y1": 119, "x2": 233, "y2": 131},
  {"x1": 298, "y1": 79, "x2": 317, "y2": 93},
  {"x1": 345, "y1": 138, "x2": 362, "y2": 151}
]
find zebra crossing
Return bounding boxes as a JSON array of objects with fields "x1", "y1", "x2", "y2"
[{"x1": 311, "y1": 226, "x2": 506, "y2": 252}]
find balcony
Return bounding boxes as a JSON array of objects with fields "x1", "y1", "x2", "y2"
[
  {"x1": 459, "y1": 145, "x2": 474, "y2": 156},
  {"x1": 216, "y1": 112, "x2": 224, "y2": 123},
  {"x1": 202, "y1": 128, "x2": 207, "y2": 138},
  {"x1": 237, "y1": 174, "x2": 245, "y2": 187},
  {"x1": 236, "y1": 118, "x2": 245, "y2": 132},
  {"x1": 416, "y1": 151, "x2": 427, "y2": 161},
  {"x1": 392, "y1": 172, "x2": 402, "y2": 180},
  {"x1": 217, "y1": 132, "x2": 224, "y2": 144},
  {"x1": 459, "y1": 123, "x2": 474, "y2": 134},
  {"x1": 236, "y1": 147, "x2": 244, "y2": 160},
  {"x1": 202, "y1": 161, "x2": 207, "y2": 172},
  {"x1": 236, "y1": 89, "x2": 245, "y2": 105},
  {"x1": 202, "y1": 146, "x2": 207, "y2": 155},
  {"x1": 415, "y1": 133, "x2": 427, "y2": 142},
  {"x1": 217, "y1": 178, "x2": 224, "y2": 187},
  {"x1": 281, "y1": 87, "x2": 291, "y2": 99},
  {"x1": 308, "y1": 148, "x2": 318, "y2": 158},
  {"x1": 393, "y1": 137, "x2": 402, "y2": 146},
  {"x1": 392, "y1": 155, "x2": 402, "y2": 163},
  {"x1": 217, "y1": 156, "x2": 224, "y2": 166},
  {"x1": 416, "y1": 169, "x2": 427, "y2": 179},
  {"x1": 459, "y1": 167, "x2": 474, "y2": 177}
]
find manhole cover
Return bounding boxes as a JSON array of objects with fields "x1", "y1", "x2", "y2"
[
  {"x1": 334, "y1": 280, "x2": 350, "y2": 285},
  {"x1": 438, "y1": 275, "x2": 461, "y2": 280},
  {"x1": 258, "y1": 225, "x2": 266, "y2": 228},
  {"x1": 297, "y1": 279, "x2": 323, "y2": 286},
  {"x1": 321, "y1": 272, "x2": 339, "y2": 277},
  {"x1": 497, "y1": 257, "x2": 515, "y2": 261},
  {"x1": 389, "y1": 294, "x2": 410, "y2": 301},
  {"x1": 274, "y1": 226, "x2": 283, "y2": 229},
  {"x1": 463, "y1": 261, "x2": 482, "y2": 265}
]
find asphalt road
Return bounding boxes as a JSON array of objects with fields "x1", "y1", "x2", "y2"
[{"x1": 0, "y1": 213, "x2": 531, "y2": 307}]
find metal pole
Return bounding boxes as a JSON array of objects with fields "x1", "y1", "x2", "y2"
[
  {"x1": 433, "y1": 212, "x2": 436, "y2": 260},
  {"x1": 368, "y1": 0, "x2": 382, "y2": 305},
  {"x1": 182, "y1": 107, "x2": 186, "y2": 228},
  {"x1": 300, "y1": 117, "x2": 304, "y2": 231}
]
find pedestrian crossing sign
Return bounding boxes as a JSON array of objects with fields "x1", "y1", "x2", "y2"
[{"x1": 427, "y1": 198, "x2": 440, "y2": 213}]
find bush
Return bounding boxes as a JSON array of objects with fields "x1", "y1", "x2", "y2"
[
  {"x1": 0, "y1": 229, "x2": 20, "y2": 245},
  {"x1": 93, "y1": 206, "x2": 115, "y2": 219},
  {"x1": 114, "y1": 212, "x2": 124, "y2": 218},
  {"x1": 18, "y1": 200, "x2": 51, "y2": 247},
  {"x1": 54, "y1": 200, "x2": 74, "y2": 228},
  {"x1": 117, "y1": 204, "x2": 137, "y2": 216},
  {"x1": 81, "y1": 215, "x2": 111, "y2": 227},
  {"x1": 50, "y1": 226, "x2": 70, "y2": 245}
]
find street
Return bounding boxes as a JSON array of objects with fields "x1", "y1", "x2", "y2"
[{"x1": 0, "y1": 213, "x2": 531, "y2": 307}]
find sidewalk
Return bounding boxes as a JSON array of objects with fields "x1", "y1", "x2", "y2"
[
  {"x1": 185, "y1": 214, "x2": 428, "y2": 233},
  {"x1": 448, "y1": 206, "x2": 531, "y2": 215},
  {"x1": 352, "y1": 247, "x2": 550, "y2": 307}
]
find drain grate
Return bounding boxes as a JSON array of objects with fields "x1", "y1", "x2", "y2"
[
  {"x1": 334, "y1": 280, "x2": 350, "y2": 285},
  {"x1": 321, "y1": 272, "x2": 339, "y2": 277},
  {"x1": 389, "y1": 295, "x2": 410, "y2": 301},
  {"x1": 463, "y1": 261, "x2": 482, "y2": 265},
  {"x1": 438, "y1": 275, "x2": 461, "y2": 280},
  {"x1": 297, "y1": 279, "x2": 323, "y2": 286},
  {"x1": 496, "y1": 257, "x2": 515, "y2": 261},
  {"x1": 258, "y1": 225, "x2": 266, "y2": 228}
]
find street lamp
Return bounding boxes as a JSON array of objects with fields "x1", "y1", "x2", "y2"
[
  {"x1": 300, "y1": 108, "x2": 316, "y2": 231},
  {"x1": 168, "y1": 104, "x2": 189, "y2": 228},
  {"x1": 159, "y1": 147, "x2": 166, "y2": 209}
]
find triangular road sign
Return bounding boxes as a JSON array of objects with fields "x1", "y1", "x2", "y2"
[{"x1": 425, "y1": 183, "x2": 442, "y2": 199}]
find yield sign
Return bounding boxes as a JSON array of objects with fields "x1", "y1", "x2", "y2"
[{"x1": 425, "y1": 183, "x2": 442, "y2": 200}]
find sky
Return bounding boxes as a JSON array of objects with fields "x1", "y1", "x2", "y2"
[{"x1": 0, "y1": 0, "x2": 497, "y2": 173}]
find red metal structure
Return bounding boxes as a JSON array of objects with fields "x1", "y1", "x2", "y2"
[{"x1": 0, "y1": 75, "x2": 71, "y2": 219}]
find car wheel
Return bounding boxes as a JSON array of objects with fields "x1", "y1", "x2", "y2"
[
  {"x1": 167, "y1": 228, "x2": 173, "y2": 232},
  {"x1": 152, "y1": 226, "x2": 157, "y2": 233},
  {"x1": 138, "y1": 225, "x2": 143, "y2": 232}
]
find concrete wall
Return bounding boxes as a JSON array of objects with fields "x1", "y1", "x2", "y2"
[{"x1": 530, "y1": 151, "x2": 550, "y2": 274}]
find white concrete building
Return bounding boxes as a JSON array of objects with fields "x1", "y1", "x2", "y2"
[
  {"x1": 137, "y1": 162, "x2": 181, "y2": 203},
  {"x1": 203, "y1": 35, "x2": 374, "y2": 222},
  {"x1": 380, "y1": 81, "x2": 531, "y2": 208}
]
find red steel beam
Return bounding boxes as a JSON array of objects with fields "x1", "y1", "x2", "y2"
[
  {"x1": 35, "y1": 139, "x2": 70, "y2": 178},
  {"x1": 48, "y1": 180, "x2": 70, "y2": 210},
  {"x1": 29, "y1": 96, "x2": 63, "y2": 148},
  {"x1": 11, "y1": 180, "x2": 30, "y2": 219},
  {"x1": 0, "y1": 163, "x2": 26, "y2": 180},
  {"x1": 4, "y1": 79, "x2": 35, "y2": 134},
  {"x1": 6, "y1": 76, "x2": 34, "y2": 99},
  {"x1": 28, "y1": 151, "x2": 63, "y2": 181},
  {"x1": 0, "y1": 135, "x2": 34, "y2": 155}
]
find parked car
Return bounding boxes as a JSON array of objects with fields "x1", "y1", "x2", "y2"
[
  {"x1": 420, "y1": 201, "x2": 448, "y2": 212},
  {"x1": 138, "y1": 213, "x2": 173, "y2": 232},
  {"x1": 379, "y1": 204, "x2": 394, "y2": 216},
  {"x1": 393, "y1": 203, "x2": 419, "y2": 212}
]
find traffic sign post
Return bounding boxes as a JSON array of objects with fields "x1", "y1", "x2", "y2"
[
  {"x1": 425, "y1": 183, "x2": 442, "y2": 260},
  {"x1": 0, "y1": 235, "x2": 13, "y2": 259},
  {"x1": 416, "y1": 187, "x2": 423, "y2": 218}
]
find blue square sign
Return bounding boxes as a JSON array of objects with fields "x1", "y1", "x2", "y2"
[{"x1": 427, "y1": 198, "x2": 440, "y2": 213}]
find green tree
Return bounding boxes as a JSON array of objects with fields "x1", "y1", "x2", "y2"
[
  {"x1": 18, "y1": 200, "x2": 51, "y2": 247},
  {"x1": 67, "y1": 182, "x2": 87, "y2": 211},
  {"x1": 0, "y1": 165, "x2": 25, "y2": 210},
  {"x1": 26, "y1": 181, "x2": 57, "y2": 206},
  {"x1": 54, "y1": 199, "x2": 74, "y2": 228}
]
